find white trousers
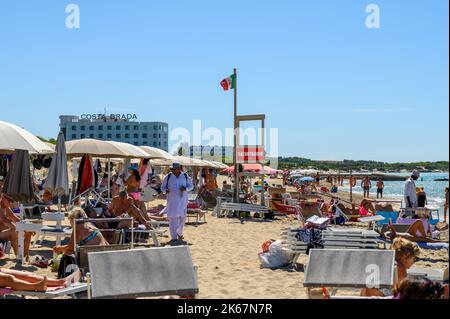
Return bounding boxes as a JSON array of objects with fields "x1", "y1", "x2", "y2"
[{"x1": 168, "y1": 216, "x2": 186, "y2": 240}]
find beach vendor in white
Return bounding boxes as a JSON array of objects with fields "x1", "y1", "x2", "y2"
[
  {"x1": 404, "y1": 170, "x2": 420, "y2": 208},
  {"x1": 161, "y1": 163, "x2": 194, "y2": 243}
]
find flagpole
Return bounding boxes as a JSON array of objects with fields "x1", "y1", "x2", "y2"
[{"x1": 233, "y1": 68, "x2": 239, "y2": 203}]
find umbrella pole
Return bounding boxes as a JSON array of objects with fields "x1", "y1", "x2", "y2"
[
  {"x1": 58, "y1": 195, "x2": 62, "y2": 213},
  {"x1": 107, "y1": 158, "x2": 111, "y2": 200}
]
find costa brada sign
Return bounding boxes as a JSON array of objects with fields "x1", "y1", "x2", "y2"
[{"x1": 80, "y1": 113, "x2": 138, "y2": 120}]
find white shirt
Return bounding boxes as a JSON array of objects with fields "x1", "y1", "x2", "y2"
[
  {"x1": 161, "y1": 172, "x2": 194, "y2": 218},
  {"x1": 404, "y1": 177, "x2": 417, "y2": 207}
]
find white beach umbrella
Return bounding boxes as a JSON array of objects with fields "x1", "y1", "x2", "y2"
[
  {"x1": 66, "y1": 139, "x2": 130, "y2": 158},
  {"x1": 106, "y1": 141, "x2": 150, "y2": 159},
  {"x1": 0, "y1": 120, "x2": 55, "y2": 154},
  {"x1": 173, "y1": 156, "x2": 215, "y2": 168},
  {"x1": 140, "y1": 146, "x2": 176, "y2": 160}
]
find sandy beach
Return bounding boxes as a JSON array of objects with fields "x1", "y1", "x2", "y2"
[{"x1": 1, "y1": 176, "x2": 448, "y2": 299}]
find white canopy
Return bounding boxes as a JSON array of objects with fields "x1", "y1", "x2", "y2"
[
  {"x1": 210, "y1": 161, "x2": 230, "y2": 169},
  {"x1": 66, "y1": 139, "x2": 132, "y2": 158},
  {"x1": 107, "y1": 141, "x2": 150, "y2": 159},
  {"x1": 0, "y1": 120, "x2": 55, "y2": 154},
  {"x1": 140, "y1": 146, "x2": 176, "y2": 160}
]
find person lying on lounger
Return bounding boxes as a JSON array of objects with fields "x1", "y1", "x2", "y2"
[
  {"x1": 382, "y1": 218, "x2": 445, "y2": 243},
  {"x1": 53, "y1": 208, "x2": 109, "y2": 256},
  {"x1": 0, "y1": 268, "x2": 80, "y2": 292},
  {"x1": 361, "y1": 237, "x2": 420, "y2": 297},
  {"x1": 0, "y1": 194, "x2": 33, "y2": 260}
]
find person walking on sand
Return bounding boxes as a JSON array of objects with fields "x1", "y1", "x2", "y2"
[
  {"x1": 161, "y1": 162, "x2": 194, "y2": 244},
  {"x1": 376, "y1": 178, "x2": 385, "y2": 199},
  {"x1": 361, "y1": 176, "x2": 372, "y2": 198},
  {"x1": 404, "y1": 170, "x2": 420, "y2": 210}
]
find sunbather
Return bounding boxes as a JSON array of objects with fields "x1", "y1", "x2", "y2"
[
  {"x1": 107, "y1": 191, "x2": 152, "y2": 230},
  {"x1": 0, "y1": 194, "x2": 33, "y2": 260},
  {"x1": 0, "y1": 268, "x2": 80, "y2": 292},
  {"x1": 53, "y1": 208, "x2": 109, "y2": 255},
  {"x1": 361, "y1": 237, "x2": 420, "y2": 297},
  {"x1": 384, "y1": 218, "x2": 445, "y2": 243}
]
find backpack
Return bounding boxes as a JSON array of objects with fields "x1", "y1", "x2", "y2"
[{"x1": 165, "y1": 172, "x2": 188, "y2": 190}]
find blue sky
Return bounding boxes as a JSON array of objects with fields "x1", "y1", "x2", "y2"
[{"x1": 0, "y1": 0, "x2": 448, "y2": 162}]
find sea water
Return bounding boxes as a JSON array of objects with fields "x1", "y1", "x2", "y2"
[{"x1": 341, "y1": 172, "x2": 449, "y2": 221}]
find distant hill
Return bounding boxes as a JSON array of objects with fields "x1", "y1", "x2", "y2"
[{"x1": 276, "y1": 157, "x2": 449, "y2": 172}]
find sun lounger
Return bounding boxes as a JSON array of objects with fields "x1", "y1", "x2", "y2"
[
  {"x1": 281, "y1": 227, "x2": 309, "y2": 269},
  {"x1": 407, "y1": 267, "x2": 448, "y2": 283},
  {"x1": 0, "y1": 283, "x2": 88, "y2": 299},
  {"x1": 214, "y1": 196, "x2": 233, "y2": 217},
  {"x1": 358, "y1": 215, "x2": 386, "y2": 230},
  {"x1": 218, "y1": 201, "x2": 269, "y2": 219},
  {"x1": 86, "y1": 246, "x2": 199, "y2": 299},
  {"x1": 375, "y1": 211, "x2": 399, "y2": 226},
  {"x1": 303, "y1": 248, "x2": 396, "y2": 298},
  {"x1": 322, "y1": 228, "x2": 386, "y2": 249},
  {"x1": 78, "y1": 244, "x2": 131, "y2": 273}
]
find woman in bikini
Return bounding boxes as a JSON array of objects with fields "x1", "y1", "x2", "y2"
[
  {"x1": 53, "y1": 208, "x2": 108, "y2": 256},
  {"x1": 361, "y1": 237, "x2": 420, "y2": 297},
  {"x1": 383, "y1": 218, "x2": 446, "y2": 243}
]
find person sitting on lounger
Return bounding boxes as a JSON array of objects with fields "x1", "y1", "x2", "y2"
[
  {"x1": 0, "y1": 268, "x2": 80, "y2": 292},
  {"x1": 0, "y1": 194, "x2": 33, "y2": 260},
  {"x1": 106, "y1": 191, "x2": 152, "y2": 230},
  {"x1": 53, "y1": 208, "x2": 109, "y2": 256},
  {"x1": 361, "y1": 237, "x2": 420, "y2": 297}
]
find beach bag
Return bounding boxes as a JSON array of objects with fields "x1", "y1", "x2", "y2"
[
  {"x1": 57, "y1": 254, "x2": 78, "y2": 279},
  {"x1": 258, "y1": 240, "x2": 290, "y2": 268}
]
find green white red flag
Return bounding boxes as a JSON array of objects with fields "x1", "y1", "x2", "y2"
[{"x1": 220, "y1": 74, "x2": 236, "y2": 91}]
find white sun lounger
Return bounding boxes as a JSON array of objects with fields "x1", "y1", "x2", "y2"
[
  {"x1": 303, "y1": 249, "x2": 396, "y2": 298},
  {"x1": 322, "y1": 228, "x2": 386, "y2": 249},
  {"x1": 0, "y1": 283, "x2": 88, "y2": 299},
  {"x1": 86, "y1": 246, "x2": 199, "y2": 299},
  {"x1": 407, "y1": 267, "x2": 448, "y2": 283}
]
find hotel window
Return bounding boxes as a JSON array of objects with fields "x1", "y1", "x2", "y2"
[
  {"x1": 98, "y1": 126, "x2": 103, "y2": 130},
  {"x1": 107, "y1": 125, "x2": 112, "y2": 130},
  {"x1": 159, "y1": 125, "x2": 162, "y2": 130},
  {"x1": 89, "y1": 126, "x2": 94, "y2": 131},
  {"x1": 89, "y1": 134, "x2": 94, "y2": 138},
  {"x1": 134, "y1": 142, "x2": 138, "y2": 146},
  {"x1": 158, "y1": 134, "x2": 161, "y2": 138},
  {"x1": 153, "y1": 125, "x2": 157, "y2": 130},
  {"x1": 81, "y1": 126, "x2": 85, "y2": 131},
  {"x1": 71, "y1": 134, "x2": 76, "y2": 139},
  {"x1": 80, "y1": 134, "x2": 85, "y2": 138},
  {"x1": 98, "y1": 134, "x2": 103, "y2": 138},
  {"x1": 107, "y1": 134, "x2": 112, "y2": 138},
  {"x1": 153, "y1": 133, "x2": 157, "y2": 138},
  {"x1": 134, "y1": 125, "x2": 139, "y2": 130},
  {"x1": 71, "y1": 126, "x2": 77, "y2": 131},
  {"x1": 125, "y1": 125, "x2": 130, "y2": 130},
  {"x1": 116, "y1": 134, "x2": 121, "y2": 138},
  {"x1": 153, "y1": 142, "x2": 157, "y2": 146},
  {"x1": 163, "y1": 126, "x2": 168, "y2": 132},
  {"x1": 142, "y1": 133, "x2": 148, "y2": 138},
  {"x1": 142, "y1": 125, "x2": 147, "y2": 130},
  {"x1": 143, "y1": 141, "x2": 148, "y2": 146},
  {"x1": 125, "y1": 133, "x2": 130, "y2": 138},
  {"x1": 116, "y1": 125, "x2": 121, "y2": 130},
  {"x1": 158, "y1": 142, "x2": 161, "y2": 146},
  {"x1": 133, "y1": 133, "x2": 139, "y2": 138}
]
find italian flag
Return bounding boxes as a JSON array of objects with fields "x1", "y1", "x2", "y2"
[{"x1": 220, "y1": 74, "x2": 236, "y2": 91}]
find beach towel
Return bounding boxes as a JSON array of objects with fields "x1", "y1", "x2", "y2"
[
  {"x1": 416, "y1": 242, "x2": 449, "y2": 250},
  {"x1": 376, "y1": 211, "x2": 399, "y2": 226}
]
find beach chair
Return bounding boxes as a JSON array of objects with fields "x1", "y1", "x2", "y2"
[
  {"x1": 77, "y1": 244, "x2": 132, "y2": 274},
  {"x1": 358, "y1": 215, "x2": 386, "y2": 230},
  {"x1": 219, "y1": 202, "x2": 269, "y2": 220},
  {"x1": 0, "y1": 283, "x2": 88, "y2": 299},
  {"x1": 303, "y1": 248, "x2": 396, "y2": 298},
  {"x1": 86, "y1": 246, "x2": 199, "y2": 299},
  {"x1": 407, "y1": 267, "x2": 448, "y2": 284},
  {"x1": 321, "y1": 228, "x2": 386, "y2": 249},
  {"x1": 33, "y1": 212, "x2": 71, "y2": 248},
  {"x1": 281, "y1": 227, "x2": 309, "y2": 270}
]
